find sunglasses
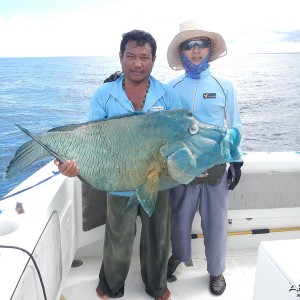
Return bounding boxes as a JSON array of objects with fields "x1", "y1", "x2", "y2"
[{"x1": 180, "y1": 39, "x2": 210, "y2": 51}]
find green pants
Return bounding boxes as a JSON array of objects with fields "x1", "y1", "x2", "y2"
[{"x1": 97, "y1": 190, "x2": 171, "y2": 298}]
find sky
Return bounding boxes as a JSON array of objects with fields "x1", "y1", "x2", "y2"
[{"x1": 0, "y1": 0, "x2": 300, "y2": 58}]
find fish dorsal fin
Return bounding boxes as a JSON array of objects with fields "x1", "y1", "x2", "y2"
[
  {"x1": 136, "y1": 168, "x2": 160, "y2": 217},
  {"x1": 47, "y1": 111, "x2": 147, "y2": 133}
]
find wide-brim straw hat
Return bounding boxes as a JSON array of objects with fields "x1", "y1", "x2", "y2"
[{"x1": 167, "y1": 20, "x2": 227, "y2": 70}]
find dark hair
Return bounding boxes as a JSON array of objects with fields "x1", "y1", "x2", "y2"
[{"x1": 120, "y1": 29, "x2": 157, "y2": 57}]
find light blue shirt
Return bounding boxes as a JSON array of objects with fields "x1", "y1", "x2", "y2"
[
  {"x1": 88, "y1": 74, "x2": 182, "y2": 196},
  {"x1": 89, "y1": 74, "x2": 181, "y2": 120},
  {"x1": 168, "y1": 67, "x2": 242, "y2": 132}
]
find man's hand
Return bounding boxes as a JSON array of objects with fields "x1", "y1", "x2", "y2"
[
  {"x1": 54, "y1": 159, "x2": 79, "y2": 177},
  {"x1": 227, "y1": 162, "x2": 244, "y2": 190}
]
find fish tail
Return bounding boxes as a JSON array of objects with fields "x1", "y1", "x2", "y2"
[
  {"x1": 222, "y1": 128, "x2": 242, "y2": 161},
  {"x1": 4, "y1": 139, "x2": 49, "y2": 180},
  {"x1": 4, "y1": 124, "x2": 67, "y2": 180},
  {"x1": 16, "y1": 124, "x2": 67, "y2": 163}
]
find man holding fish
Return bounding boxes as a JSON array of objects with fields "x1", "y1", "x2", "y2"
[{"x1": 56, "y1": 29, "x2": 181, "y2": 300}]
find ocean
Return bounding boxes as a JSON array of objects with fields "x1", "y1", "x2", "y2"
[{"x1": 1, "y1": 54, "x2": 300, "y2": 198}]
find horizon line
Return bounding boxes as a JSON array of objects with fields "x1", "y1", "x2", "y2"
[{"x1": 1, "y1": 51, "x2": 300, "y2": 59}]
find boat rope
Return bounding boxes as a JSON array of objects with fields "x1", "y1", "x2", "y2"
[
  {"x1": 191, "y1": 227, "x2": 300, "y2": 239},
  {"x1": 1, "y1": 171, "x2": 60, "y2": 201},
  {"x1": 0, "y1": 245, "x2": 47, "y2": 300}
]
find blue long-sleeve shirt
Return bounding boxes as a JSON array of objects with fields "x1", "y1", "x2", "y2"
[{"x1": 168, "y1": 67, "x2": 242, "y2": 132}]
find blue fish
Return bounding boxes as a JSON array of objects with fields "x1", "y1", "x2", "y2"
[{"x1": 4, "y1": 109, "x2": 241, "y2": 216}]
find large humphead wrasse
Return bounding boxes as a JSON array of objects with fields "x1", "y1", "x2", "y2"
[{"x1": 4, "y1": 109, "x2": 241, "y2": 216}]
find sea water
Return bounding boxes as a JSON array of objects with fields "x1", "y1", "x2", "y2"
[{"x1": 0, "y1": 53, "x2": 300, "y2": 198}]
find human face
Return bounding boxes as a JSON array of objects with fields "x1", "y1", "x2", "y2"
[
  {"x1": 181, "y1": 38, "x2": 210, "y2": 66},
  {"x1": 119, "y1": 40, "x2": 156, "y2": 84}
]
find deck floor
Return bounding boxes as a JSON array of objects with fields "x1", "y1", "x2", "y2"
[
  {"x1": 62, "y1": 247, "x2": 257, "y2": 300},
  {"x1": 62, "y1": 224, "x2": 300, "y2": 300}
]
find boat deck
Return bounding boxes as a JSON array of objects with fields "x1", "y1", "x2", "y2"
[
  {"x1": 63, "y1": 250, "x2": 256, "y2": 300},
  {"x1": 62, "y1": 223, "x2": 300, "y2": 300}
]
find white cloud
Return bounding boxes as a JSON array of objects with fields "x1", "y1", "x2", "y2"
[{"x1": 0, "y1": 0, "x2": 300, "y2": 57}]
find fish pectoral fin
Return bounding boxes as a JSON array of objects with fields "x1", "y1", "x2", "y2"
[
  {"x1": 167, "y1": 147, "x2": 197, "y2": 184},
  {"x1": 136, "y1": 169, "x2": 160, "y2": 217}
]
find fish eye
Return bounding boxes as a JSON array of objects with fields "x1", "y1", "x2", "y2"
[{"x1": 189, "y1": 124, "x2": 199, "y2": 135}]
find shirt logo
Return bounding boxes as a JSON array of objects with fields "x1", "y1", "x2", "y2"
[
  {"x1": 203, "y1": 93, "x2": 216, "y2": 99},
  {"x1": 150, "y1": 106, "x2": 164, "y2": 111}
]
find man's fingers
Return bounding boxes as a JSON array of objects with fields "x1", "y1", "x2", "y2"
[
  {"x1": 54, "y1": 159, "x2": 61, "y2": 166},
  {"x1": 56, "y1": 160, "x2": 79, "y2": 177}
]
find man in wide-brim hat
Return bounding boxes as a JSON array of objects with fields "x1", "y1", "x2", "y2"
[{"x1": 166, "y1": 20, "x2": 243, "y2": 296}]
